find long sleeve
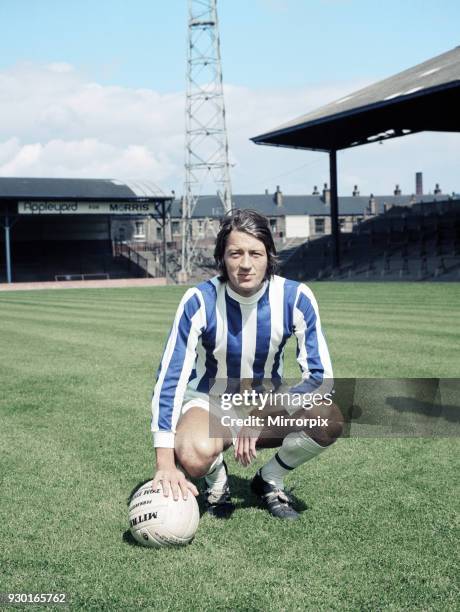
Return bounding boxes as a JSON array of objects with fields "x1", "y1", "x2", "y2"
[
  {"x1": 151, "y1": 288, "x2": 206, "y2": 448},
  {"x1": 292, "y1": 284, "x2": 333, "y2": 392}
]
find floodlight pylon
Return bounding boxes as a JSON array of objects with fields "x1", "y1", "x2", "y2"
[{"x1": 181, "y1": 0, "x2": 233, "y2": 278}]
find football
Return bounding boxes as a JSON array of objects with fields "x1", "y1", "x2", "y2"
[{"x1": 128, "y1": 480, "x2": 200, "y2": 548}]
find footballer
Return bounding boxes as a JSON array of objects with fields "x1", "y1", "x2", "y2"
[{"x1": 151, "y1": 209, "x2": 343, "y2": 520}]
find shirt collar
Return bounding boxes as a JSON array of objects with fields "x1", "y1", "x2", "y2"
[{"x1": 225, "y1": 280, "x2": 268, "y2": 304}]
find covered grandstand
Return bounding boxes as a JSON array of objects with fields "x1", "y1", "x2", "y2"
[
  {"x1": 279, "y1": 199, "x2": 460, "y2": 281},
  {"x1": 149, "y1": 189, "x2": 460, "y2": 283},
  {"x1": 252, "y1": 46, "x2": 460, "y2": 273},
  {"x1": 1, "y1": 177, "x2": 458, "y2": 285},
  {"x1": 0, "y1": 178, "x2": 173, "y2": 284}
]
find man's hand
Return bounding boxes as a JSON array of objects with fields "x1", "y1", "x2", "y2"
[
  {"x1": 234, "y1": 427, "x2": 261, "y2": 467},
  {"x1": 152, "y1": 466, "x2": 198, "y2": 500},
  {"x1": 154, "y1": 447, "x2": 198, "y2": 500}
]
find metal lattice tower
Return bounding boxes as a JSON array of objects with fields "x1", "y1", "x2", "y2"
[{"x1": 181, "y1": 0, "x2": 233, "y2": 277}]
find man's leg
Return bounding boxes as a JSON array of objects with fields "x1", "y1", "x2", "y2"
[
  {"x1": 175, "y1": 406, "x2": 225, "y2": 477},
  {"x1": 175, "y1": 406, "x2": 234, "y2": 517},
  {"x1": 252, "y1": 402, "x2": 344, "y2": 519}
]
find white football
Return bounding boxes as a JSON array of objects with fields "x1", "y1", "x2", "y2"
[{"x1": 128, "y1": 480, "x2": 200, "y2": 548}]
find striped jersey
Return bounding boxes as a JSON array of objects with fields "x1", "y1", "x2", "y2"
[{"x1": 151, "y1": 274, "x2": 333, "y2": 447}]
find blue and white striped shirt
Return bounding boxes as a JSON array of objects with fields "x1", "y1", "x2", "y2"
[{"x1": 151, "y1": 275, "x2": 333, "y2": 447}]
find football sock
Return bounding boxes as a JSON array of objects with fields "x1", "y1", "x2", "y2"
[
  {"x1": 204, "y1": 452, "x2": 228, "y2": 491},
  {"x1": 260, "y1": 432, "x2": 325, "y2": 490}
]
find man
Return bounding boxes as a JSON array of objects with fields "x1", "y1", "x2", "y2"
[{"x1": 151, "y1": 209, "x2": 342, "y2": 520}]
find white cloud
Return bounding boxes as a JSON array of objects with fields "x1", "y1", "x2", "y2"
[
  {"x1": 0, "y1": 138, "x2": 173, "y2": 182},
  {"x1": 0, "y1": 62, "x2": 458, "y2": 196}
]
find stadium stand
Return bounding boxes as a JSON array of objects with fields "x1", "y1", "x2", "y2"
[
  {"x1": 0, "y1": 177, "x2": 172, "y2": 284},
  {"x1": 1, "y1": 176, "x2": 458, "y2": 284},
  {"x1": 251, "y1": 46, "x2": 460, "y2": 272},
  {"x1": 280, "y1": 200, "x2": 460, "y2": 282},
  {"x1": 0, "y1": 216, "x2": 148, "y2": 282}
]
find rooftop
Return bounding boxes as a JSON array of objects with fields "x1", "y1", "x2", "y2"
[
  {"x1": 170, "y1": 192, "x2": 459, "y2": 218},
  {"x1": 0, "y1": 177, "x2": 172, "y2": 200}
]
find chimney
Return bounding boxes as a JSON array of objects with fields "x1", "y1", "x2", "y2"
[
  {"x1": 322, "y1": 182, "x2": 330, "y2": 205},
  {"x1": 434, "y1": 183, "x2": 442, "y2": 195},
  {"x1": 312, "y1": 185, "x2": 319, "y2": 195},
  {"x1": 415, "y1": 172, "x2": 423, "y2": 196},
  {"x1": 352, "y1": 184, "x2": 360, "y2": 196},
  {"x1": 369, "y1": 193, "x2": 377, "y2": 215},
  {"x1": 394, "y1": 184, "x2": 402, "y2": 196},
  {"x1": 274, "y1": 185, "x2": 283, "y2": 207}
]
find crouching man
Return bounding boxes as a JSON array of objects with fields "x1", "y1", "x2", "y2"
[{"x1": 151, "y1": 209, "x2": 342, "y2": 520}]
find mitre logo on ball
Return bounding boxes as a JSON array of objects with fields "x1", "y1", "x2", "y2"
[{"x1": 128, "y1": 481, "x2": 200, "y2": 548}]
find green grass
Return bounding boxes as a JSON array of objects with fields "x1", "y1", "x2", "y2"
[{"x1": 0, "y1": 283, "x2": 459, "y2": 611}]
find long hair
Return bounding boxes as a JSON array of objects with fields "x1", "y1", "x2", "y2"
[{"x1": 214, "y1": 209, "x2": 278, "y2": 281}]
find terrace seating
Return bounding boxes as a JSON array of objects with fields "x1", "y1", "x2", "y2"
[{"x1": 279, "y1": 200, "x2": 460, "y2": 282}]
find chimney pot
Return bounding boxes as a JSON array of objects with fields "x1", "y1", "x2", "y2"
[
  {"x1": 274, "y1": 185, "x2": 283, "y2": 207},
  {"x1": 415, "y1": 172, "x2": 423, "y2": 196},
  {"x1": 322, "y1": 183, "x2": 330, "y2": 205},
  {"x1": 369, "y1": 194, "x2": 377, "y2": 215}
]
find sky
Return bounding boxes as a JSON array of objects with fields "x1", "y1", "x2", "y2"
[{"x1": 0, "y1": 0, "x2": 459, "y2": 196}]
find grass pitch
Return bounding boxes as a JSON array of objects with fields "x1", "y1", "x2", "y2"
[{"x1": 0, "y1": 283, "x2": 458, "y2": 611}]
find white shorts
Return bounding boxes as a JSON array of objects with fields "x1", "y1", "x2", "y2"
[
  {"x1": 182, "y1": 397, "x2": 210, "y2": 415},
  {"x1": 181, "y1": 396, "x2": 239, "y2": 445}
]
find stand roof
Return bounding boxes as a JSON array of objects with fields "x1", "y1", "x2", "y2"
[{"x1": 252, "y1": 47, "x2": 460, "y2": 152}]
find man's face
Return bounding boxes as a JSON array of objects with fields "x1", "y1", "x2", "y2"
[{"x1": 223, "y1": 230, "x2": 268, "y2": 297}]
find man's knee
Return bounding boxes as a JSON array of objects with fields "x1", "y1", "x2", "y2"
[
  {"x1": 324, "y1": 402, "x2": 344, "y2": 440},
  {"x1": 176, "y1": 437, "x2": 219, "y2": 478},
  {"x1": 307, "y1": 402, "x2": 344, "y2": 446}
]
